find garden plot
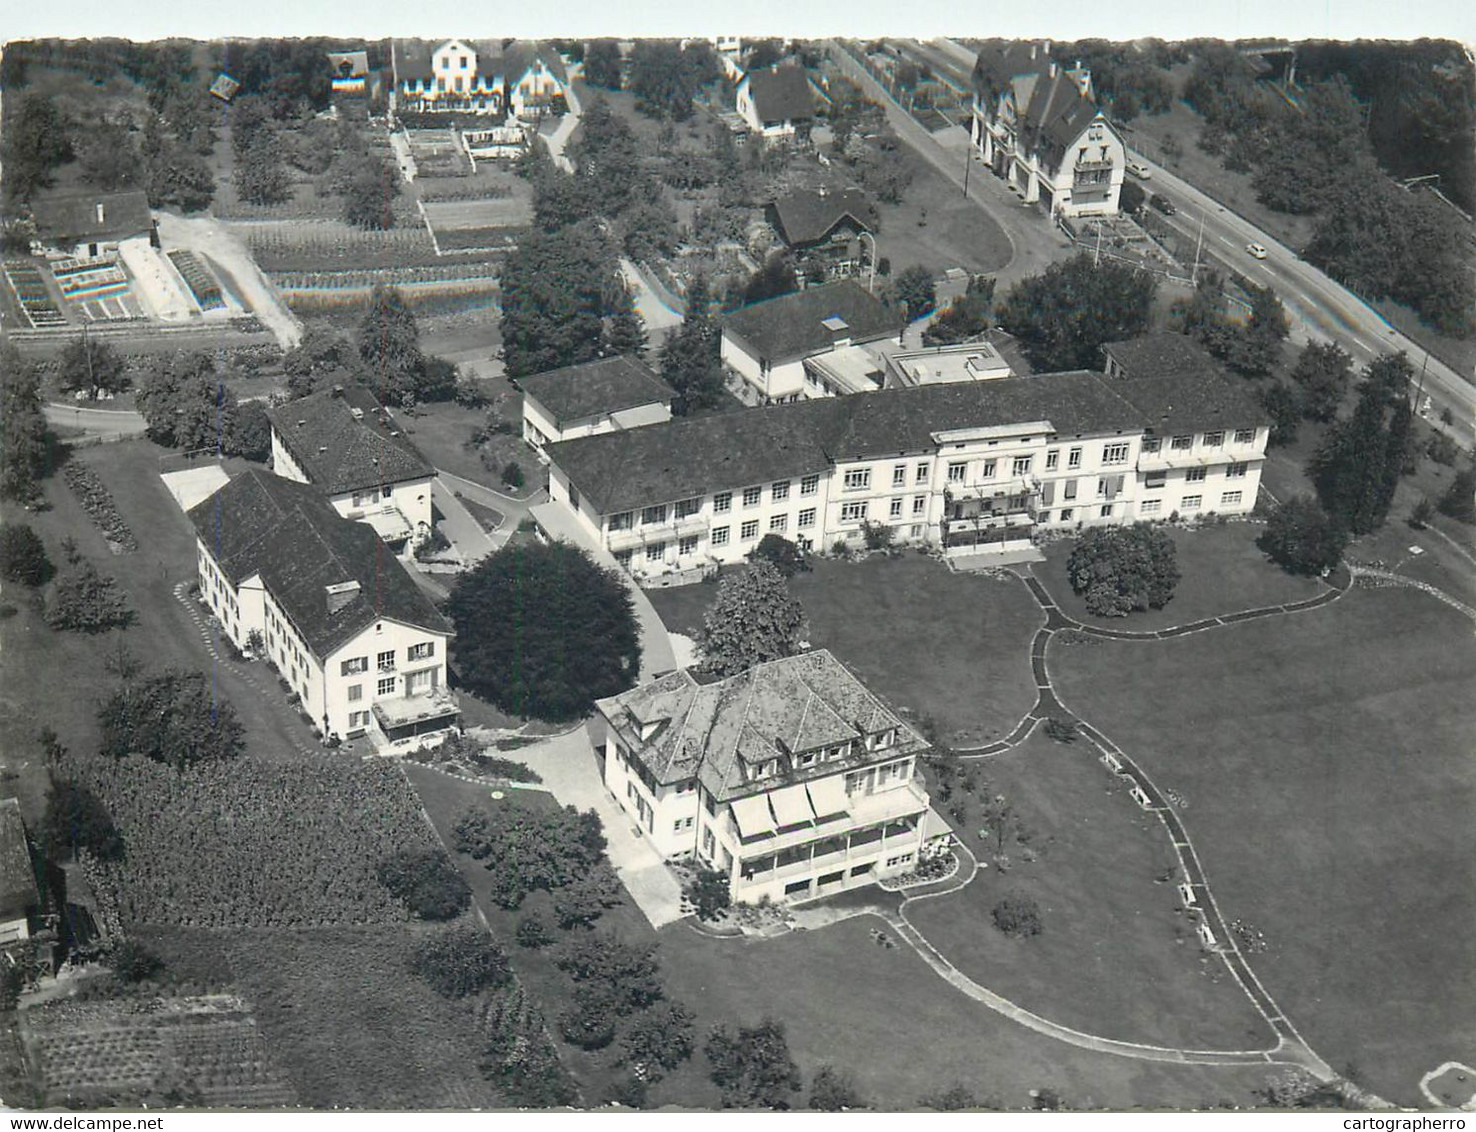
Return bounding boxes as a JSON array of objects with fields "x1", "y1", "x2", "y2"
[
  {"x1": 4, "y1": 259, "x2": 68, "y2": 327},
  {"x1": 406, "y1": 127, "x2": 471, "y2": 178},
  {"x1": 422, "y1": 192, "x2": 533, "y2": 253}
]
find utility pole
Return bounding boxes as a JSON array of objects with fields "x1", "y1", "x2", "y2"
[
  {"x1": 1093, "y1": 222, "x2": 1102, "y2": 268},
  {"x1": 860, "y1": 232, "x2": 878, "y2": 295},
  {"x1": 963, "y1": 118, "x2": 973, "y2": 198},
  {"x1": 1192, "y1": 211, "x2": 1205, "y2": 287},
  {"x1": 83, "y1": 318, "x2": 94, "y2": 399}
]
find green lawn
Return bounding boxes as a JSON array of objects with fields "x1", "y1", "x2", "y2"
[
  {"x1": 1034, "y1": 522, "x2": 1326, "y2": 632},
  {"x1": 1050, "y1": 586, "x2": 1476, "y2": 1107},
  {"x1": 910, "y1": 732, "x2": 1275, "y2": 1052},
  {"x1": 875, "y1": 152, "x2": 1014, "y2": 277},
  {"x1": 396, "y1": 399, "x2": 544, "y2": 497},
  {"x1": 645, "y1": 555, "x2": 1043, "y2": 747}
]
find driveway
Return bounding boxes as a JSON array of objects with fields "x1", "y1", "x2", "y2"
[
  {"x1": 620, "y1": 258, "x2": 683, "y2": 337},
  {"x1": 432, "y1": 475, "x2": 497, "y2": 564},
  {"x1": 543, "y1": 65, "x2": 583, "y2": 174},
  {"x1": 44, "y1": 403, "x2": 146, "y2": 439}
]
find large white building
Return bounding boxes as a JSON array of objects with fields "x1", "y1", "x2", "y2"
[
  {"x1": 543, "y1": 338, "x2": 1269, "y2": 580},
  {"x1": 597, "y1": 650, "x2": 952, "y2": 904},
  {"x1": 969, "y1": 43, "x2": 1125, "y2": 219},
  {"x1": 390, "y1": 39, "x2": 567, "y2": 119},
  {"x1": 189, "y1": 468, "x2": 458, "y2": 749},
  {"x1": 519, "y1": 355, "x2": 674, "y2": 461}
]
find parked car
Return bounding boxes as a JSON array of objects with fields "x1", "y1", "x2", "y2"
[
  {"x1": 1127, "y1": 160, "x2": 1152, "y2": 179},
  {"x1": 1246, "y1": 242, "x2": 1268, "y2": 259},
  {"x1": 1149, "y1": 194, "x2": 1176, "y2": 216}
]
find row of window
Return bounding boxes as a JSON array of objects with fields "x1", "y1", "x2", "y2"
[
  {"x1": 1144, "y1": 429, "x2": 1256, "y2": 454},
  {"x1": 340, "y1": 643, "x2": 434, "y2": 677},
  {"x1": 1042, "y1": 491, "x2": 1245, "y2": 524}
]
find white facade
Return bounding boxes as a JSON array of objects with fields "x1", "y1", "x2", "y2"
[
  {"x1": 508, "y1": 58, "x2": 565, "y2": 118},
  {"x1": 723, "y1": 328, "x2": 902, "y2": 406},
  {"x1": 269, "y1": 426, "x2": 433, "y2": 548},
  {"x1": 522, "y1": 395, "x2": 673, "y2": 462},
  {"x1": 395, "y1": 39, "x2": 504, "y2": 115}
]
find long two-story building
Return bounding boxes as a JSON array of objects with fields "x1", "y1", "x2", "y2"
[
  {"x1": 597, "y1": 650, "x2": 951, "y2": 904},
  {"x1": 189, "y1": 468, "x2": 458, "y2": 749}
]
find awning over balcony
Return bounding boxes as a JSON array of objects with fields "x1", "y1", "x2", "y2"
[
  {"x1": 921, "y1": 808, "x2": 954, "y2": 845},
  {"x1": 731, "y1": 794, "x2": 776, "y2": 839},
  {"x1": 769, "y1": 784, "x2": 816, "y2": 828},
  {"x1": 361, "y1": 506, "x2": 415, "y2": 546},
  {"x1": 948, "y1": 476, "x2": 1035, "y2": 501},
  {"x1": 805, "y1": 775, "x2": 850, "y2": 819}
]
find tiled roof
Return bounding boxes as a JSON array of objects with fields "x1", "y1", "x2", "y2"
[
  {"x1": 0, "y1": 798, "x2": 38, "y2": 923},
  {"x1": 502, "y1": 41, "x2": 569, "y2": 85},
  {"x1": 30, "y1": 190, "x2": 152, "y2": 245},
  {"x1": 723, "y1": 280, "x2": 900, "y2": 365},
  {"x1": 1102, "y1": 333, "x2": 1223, "y2": 378},
  {"x1": 745, "y1": 64, "x2": 817, "y2": 124},
  {"x1": 769, "y1": 188, "x2": 876, "y2": 247},
  {"x1": 1102, "y1": 334, "x2": 1269, "y2": 435},
  {"x1": 188, "y1": 467, "x2": 450, "y2": 659},
  {"x1": 547, "y1": 371, "x2": 1144, "y2": 514},
  {"x1": 518, "y1": 355, "x2": 672, "y2": 427},
  {"x1": 266, "y1": 386, "x2": 432, "y2": 496},
  {"x1": 327, "y1": 50, "x2": 370, "y2": 78},
  {"x1": 393, "y1": 38, "x2": 505, "y2": 84},
  {"x1": 972, "y1": 44, "x2": 1106, "y2": 169},
  {"x1": 596, "y1": 650, "x2": 928, "y2": 801}
]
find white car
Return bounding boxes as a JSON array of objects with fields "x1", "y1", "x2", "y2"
[
  {"x1": 1127, "y1": 160, "x2": 1152, "y2": 180},
  {"x1": 1246, "y1": 242, "x2": 1268, "y2": 259}
]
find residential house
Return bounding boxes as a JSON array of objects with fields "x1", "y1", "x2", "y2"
[
  {"x1": 1103, "y1": 334, "x2": 1271, "y2": 519},
  {"x1": 736, "y1": 64, "x2": 822, "y2": 142},
  {"x1": 29, "y1": 190, "x2": 155, "y2": 259},
  {"x1": 519, "y1": 355, "x2": 674, "y2": 460},
  {"x1": 721, "y1": 280, "x2": 902, "y2": 404},
  {"x1": 266, "y1": 385, "x2": 435, "y2": 551},
  {"x1": 391, "y1": 38, "x2": 506, "y2": 116},
  {"x1": 189, "y1": 468, "x2": 457, "y2": 748},
  {"x1": 327, "y1": 49, "x2": 371, "y2": 95},
  {"x1": 597, "y1": 650, "x2": 952, "y2": 904},
  {"x1": 767, "y1": 188, "x2": 877, "y2": 280},
  {"x1": 0, "y1": 799, "x2": 38, "y2": 947},
  {"x1": 501, "y1": 44, "x2": 569, "y2": 120},
  {"x1": 969, "y1": 42, "x2": 1125, "y2": 218}
]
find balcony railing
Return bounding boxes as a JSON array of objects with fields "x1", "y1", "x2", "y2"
[
  {"x1": 607, "y1": 513, "x2": 707, "y2": 549},
  {"x1": 1075, "y1": 158, "x2": 1114, "y2": 173}
]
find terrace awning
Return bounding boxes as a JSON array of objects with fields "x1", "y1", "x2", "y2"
[
  {"x1": 768, "y1": 784, "x2": 816, "y2": 828},
  {"x1": 730, "y1": 794, "x2": 776, "y2": 839},
  {"x1": 805, "y1": 775, "x2": 850, "y2": 818}
]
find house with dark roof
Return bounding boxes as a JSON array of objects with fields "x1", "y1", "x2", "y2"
[
  {"x1": 266, "y1": 385, "x2": 435, "y2": 550},
  {"x1": 391, "y1": 38, "x2": 507, "y2": 116},
  {"x1": 597, "y1": 650, "x2": 951, "y2": 903},
  {"x1": 721, "y1": 280, "x2": 903, "y2": 404},
  {"x1": 767, "y1": 188, "x2": 876, "y2": 280},
  {"x1": 327, "y1": 49, "x2": 372, "y2": 95},
  {"x1": 0, "y1": 799, "x2": 39, "y2": 947},
  {"x1": 189, "y1": 467, "x2": 457, "y2": 747},
  {"x1": 969, "y1": 42, "x2": 1125, "y2": 218},
  {"x1": 519, "y1": 355, "x2": 674, "y2": 460},
  {"x1": 502, "y1": 43, "x2": 569, "y2": 120},
  {"x1": 735, "y1": 64, "x2": 823, "y2": 141},
  {"x1": 29, "y1": 190, "x2": 154, "y2": 259}
]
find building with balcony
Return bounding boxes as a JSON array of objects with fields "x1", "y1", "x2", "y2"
[
  {"x1": 597, "y1": 650, "x2": 952, "y2": 904},
  {"x1": 266, "y1": 385, "x2": 434, "y2": 552},
  {"x1": 969, "y1": 42, "x2": 1124, "y2": 219},
  {"x1": 722, "y1": 280, "x2": 903, "y2": 405},
  {"x1": 189, "y1": 468, "x2": 457, "y2": 748},
  {"x1": 519, "y1": 355, "x2": 674, "y2": 460},
  {"x1": 767, "y1": 188, "x2": 877, "y2": 280}
]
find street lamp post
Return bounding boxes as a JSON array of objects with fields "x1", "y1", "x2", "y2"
[{"x1": 858, "y1": 231, "x2": 878, "y2": 295}]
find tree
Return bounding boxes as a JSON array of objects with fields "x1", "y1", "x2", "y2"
[
  {"x1": 603, "y1": 285, "x2": 648, "y2": 359},
  {"x1": 628, "y1": 40, "x2": 715, "y2": 120},
  {"x1": 704, "y1": 1018, "x2": 802, "y2": 1110},
  {"x1": 1437, "y1": 467, "x2": 1476, "y2": 524},
  {"x1": 358, "y1": 284, "x2": 433, "y2": 406},
  {"x1": 454, "y1": 801, "x2": 607, "y2": 908},
  {"x1": 110, "y1": 940, "x2": 164, "y2": 983},
  {"x1": 809, "y1": 1065, "x2": 865, "y2": 1111},
  {"x1": 500, "y1": 221, "x2": 622, "y2": 378},
  {"x1": 40, "y1": 773, "x2": 124, "y2": 862},
  {"x1": 996, "y1": 254, "x2": 1156, "y2": 371},
  {"x1": 58, "y1": 336, "x2": 129, "y2": 400},
  {"x1": 46, "y1": 559, "x2": 134, "y2": 634},
  {"x1": 411, "y1": 924, "x2": 512, "y2": 998},
  {"x1": 923, "y1": 275, "x2": 994, "y2": 346},
  {"x1": 584, "y1": 39, "x2": 624, "y2": 89},
  {"x1": 697, "y1": 562, "x2": 807, "y2": 677},
  {"x1": 97, "y1": 669, "x2": 244, "y2": 767},
  {"x1": 920, "y1": 1084, "x2": 980, "y2": 1111},
  {"x1": 447, "y1": 540, "x2": 640, "y2": 722},
  {"x1": 1118, "y1": 178, "x2": 1147, "y2": 214},
  {"x1": 1309, "y1": 353, "x2": 1414, "y2": 535},
  {"x1": 992, "y1": 894, "x2": 1043, "y2": 936},
  {"x1": 1065, "y1": 524, "x2": 1180, "y2": 617},
  {"x1": 559, "y1": 985, "x2": 618, "y2": 1050},
  {"x1": 1, "y1": 92, "x2": 73, "y2": 200},
  {"x1": 1290, "y1": 340, "x2": 1353, "y2": 422},
  {"x1": 891, "y1": 264, "x2": 937, "y2": 323},
  {"x1": 742, "y1": 253, "x2": 799, "y2": 305},
  {"x1": 282, "y1": 327, "x2": 366, "y2": 398},
  {"x1": 747, "y1": 533, "x2": 808, "y2": 578},
  {"x1": 660, "y1": 272, "x2": 726, "y2": 415},
  {"x1": 479, "y1": 986, "x2": 576, "y2": 1106},
  {"x1": 228, "y1": 400, "x2": 272, "y2": 462},
  {"x1": 0, "y1": 346, "x2": 52, "y2": 506},
  {"x1": 233, "y1": 129, "x2": 291, "y2": 205},
  {"x1": 1261, "y1": 382, "x2": 1302, "y2": 446},
  {"x1": 376, "y1": 847, "x2": 471, "y2": 920},
  {"x1": 682, "y1": 868, "x2": 732, "y2": 922},
  {"x1": 552, "y1": 862, "x2": 624, "y2": 928},
  {"x1": 620, "y1": 1002, "x2": 696, "y2": 1083},
  {"x1": 135, "y1": 353, "x2": 237, "y2": 453},
  {"x1": 343, "y1": 160, "x2": 399, "y2": 229},
  {"x1": 140, "y1": 118, "x2": 215, "y2": 212},
  {"x1": 554, "y1": 934, "x2": 663, "y2": 1014},
  {"x1": 0, "y1": 524, "x2": 52, "y2": 586},
  {"x1": 1257, "y1": 496, "x2": 1348, "y2": 576}
]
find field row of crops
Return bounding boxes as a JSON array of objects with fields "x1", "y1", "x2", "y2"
[
  {"x1": 55, "y1": 746, "x2": 441, "y2": 929},
  {"x1": 269, "y1": 262, "x2": 502, "y2": 289},
  {"x1": 242, "y1": 223, "x2": 447, "y2": 271}
]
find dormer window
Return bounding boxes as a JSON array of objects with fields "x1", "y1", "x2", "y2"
[{"x1": 639, "y1": 718, "x2": 665, "y2": 742}]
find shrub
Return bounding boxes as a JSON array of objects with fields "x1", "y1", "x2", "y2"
[
  {"x1": 376, "y1": 846, "x2": 471, "y2": 920},
  {"x1": 921, "y1": 1084, "x2": 979, "y2": 1111},
  {"x1": 552, "y1": 862, "x2": 624, "y2": 929},
  {"x1": 40, "y1": 771, "x2": 124, "y2": 862},
  {"x1": 683, "y1": 868, "x2": 732, "y2": 922},
  {"x1": 992, "y1": 894, "x2": 1042, "y2": 937},
  {"x1": 605, "y1": 1074, "x2": 650, "y2": 1109},
  {"x1": 98, "y1": 670, "x2": 244, "y2": 767},
  {"x1": 1426, "y1": 431, "x2": 1460, "y2": 467},
  {"x1": 1065, "y1": 523, "x2": 1179, "y2": 616},
  {"x1": 859, "y1": 519, "x2": 895, "y2": 550},
  {"x1": 0, "y1": 524, "x2": 51, "y2": 586},
  {"x1": 453, "y1": 800, "x2": 607, "y2": 909},
  {"x1": 46, "y1": 560, "x2": 134, "y2": 633},
  {"x1": 746, "y1": 533, "x2": 808, "y2": 577},
  {"x1": 515, "y1": 913, "x2": 553, "y2": 949},
  {"x1": 554, "y1": 935, "x2": 662, "y2": 1015},
  {"x1": 1409, "y1": 497, "x2": 1435, "y2": 530},
  {"x1": 478, "y1": 986, "x2": 576, "y2": 1106},
  {"x1": 809, "y1": 1064, "x2": 865, "y2": 1110},
  {"x1": 109, "y1": 940, "x2": 164, "y2": 983},
  {"x1": 414, "y1": 525, "x2": 452, "y2": 562},
  {"x1": 558, "y1": 986, "x2": 618, "y2": 1050},
  {"x1": 501, "y1": 461, "x2": 526, "y2": 489},
  {"x1": 1257, "y1": 496, "x2": 1348, "y2": 575},
  {"x1": 410, "y1": 923, "x2": 512, "y2": 998},
  {"x1": 1437, "y1": 467, "x2": 1475, "y2": 524},
  {"x1": 704, "y1": 1018, "x2": 801, "y2": 1110},
  {"x1": 619, "y1": 1001, "x2": 696, "y2": 1083}
]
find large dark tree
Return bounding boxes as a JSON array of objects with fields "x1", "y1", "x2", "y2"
[
  {"x1": 891, "y1": 265, "x2": 938, "y2": 323},
  {"x1": 583, "y1": 39, "x2": 624, "y2": 89},
  {"x1": 0, "y1": 346, "x2": 52, "y2": 506},
  {"x1": 499, "y1": 221, "x2": 623, "y2": 378},
  {"x1": 135, "y1": 352, "x2": 237, "y2": 453},
  {"x1": 1289, "y1": 340, "x2": 1353, "y2": 422},
  {"x1": 1309, "y1": 353, "x2": 1415, "y2": 535},
  {"x1": 342, "y1": 160, "x2": 399, "y2": 230},
  {"x1": 1257, "y1": 495, "x2": 1348, "y2": 575},
  {"x1": 704, "y1": 1018, "x2": 802, "y2": 1110},
  {"x1": 454, "y1": 799, "x2": 608, "y2": 908},
  {"x1": 995, "y1": 254, "x2": 1155, "y2": 372},
  {"x1": 40, "y1": 771, "x2": 124, "y2": 862},
  {"x1": 1, "y1": 92, "x2": 73, "y2": 201},
  {"x1": 697, "y1": 561, "x2": 806, "y2": 677},
  {"x1": 742, "y1": 253, "x2": 799, "y2": 306},
  {"x1": 98, "y1": 669, "x2": 245, "y2": 768},
  {"x1": 233, "y1": 129, "x2": 292, "y2": 206},
  {"x1": 1066, "y1": 523, "x2": 1180, "y2": 617},
  {"x1": 283, "y1": 326, "x2": 368, "y2": 398},
  {"x1": 0, "y1": 524, "x2": 51, "y2": 587},
  {"x1": 659, "y1": 273, "x2": 725, "y2": 415},
  {"x1": 447, "y1": 541, "x2": 641, "y2": 721},
  {"x1": 57, "y1": 335, "x2": 130, "y2": 401},
  {"x1": 1438, "y1": 466, "x2": 1476, "y2": 524},
  {"x1": 358, "y1": 284, "x2": 427, "y2": 404},
  {"x1": 628, "y1": 40, "x2": 716, "y2": 120}
]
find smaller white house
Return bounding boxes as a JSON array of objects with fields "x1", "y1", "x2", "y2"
[
  {"x1": 0, "y1": 799, "x2": 38, "y2": 948},
  {"x1": 266, "y1": 385, "x2": 435, "y2": 551},
  {"x1": 189, "y1": 468, "x2": 457, "y2": 748},
  {"x1": 327, "y1": 50, "x2": 371, "y2": 95},
  {"x1": 29, "y1": 190, "x2": 155, "y2": 260},
  {"x1": 735, "y1": 64, "x2": 822, "y2": 142},
  {"x1": 520, "y1": 355, "x2": 674, "y2": 461},
  {"x1": 502, "y1": 45, "x2": 569, "y2": 120}
]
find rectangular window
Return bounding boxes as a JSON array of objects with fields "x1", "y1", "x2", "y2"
[
  {"x1": 1060, "y1": 507, "x2": 1074, "y2": 522},
  {"x1": 1096, "y1": 478, "x2": 1109, "y2": 498},
  {"x1": 947, "y1": 462, "x2": 967, "y2": 483},
  {"x1": 1144, "y1": 471, "x2": 1167, "y2": 489},
  {"x1": 1068, "y1": 447, "x2": 1083, "y2": 468},
  {"x1": 1221, "y1": 491, "x2": 1243, "y2": 507},
  {"x1": 1012, "y1": 455, "x2": 1033, "y2": 476},
  {"x1": 408, "y1": 642, "x2": 434, "y2": 661},
  {"x1": 1039, "y1": 510, "x2": 1052, "y2": 523},
  {"x1": 741, "y1": 486, "x2": 762, "y2": 507},
  {"x1": 342, "y1": 656, "x2": 368, "y2": 676},
  {"x1": 843, "y1": 469, "x2": 870, "y2": 491},
  {"x1": 1181, "y1": 494, "x2": 1203, "y2": 511},
  {"x1": 1143, "y1": 437, "x2": 1161, "y2": 453},
  {"x1": 915, "y1": 462, "x2": 930, "y2": 483},
  {"x1": 1045, "y1": 449, "x2": 1060, "y2": 470},
  {"x1": 769, "y1": 514, "x2": 788, "y2": 533},
  {"x1": 1100, "y1": 504, "x2": 1113, "y2": 518},
  {"x1": 892, "y1": 464, "x2": 907, "y2": 487},
  {"x1": 1234, "y1": 429, "x2": 1255, "y2": 444},
  {"x1": 377, "y1": 676, "x2": 396, "y2": 696},
  {"x1": 675, "y1": 497, "x2": 702, "y2": 518},
  {"x1": 740, "y1": 520, "x2": 759, "y2": 541},
  {"x1": 889, "y1": 497, "x2": 903, "y2": 518},
  {"x1": 1171, "y1": 435, "x2": 1193, "y2": 450},
  {"x1": 1185, "y1": 467, "x2": 1207, "y2": 483},
  {"x1": 713, "y1": 491, "x2": 732, "y2": 513},
  {"x1": 609, "y1": 511, "x2": 634, "y2": 531},
  {"x1": 569, "y1": 485, "x2": 580, "y2": 511},
  {"x1": 797, "y1": 508, "x2": 816, "y2": 529},
  {"x1": 912, "y1": 496, "x2": 926, "y2": 515},
  {"x1": 641, "y1": 504, "x2": 668, "y2": 525},
  {"x1": 1139, "y1": 499, "x2": 1161, "y2": 514},
  {"x1": 347, "y1": 684, "x2": 363, "y2": 702},
  {"x1": 1204, "y1": 431, "x2": 1224, "y2": 447},
  {"x1": 1063, "y1": 480, "x2": 1078, "y2": 500},
  {"x1": 377, "y1": 650, "x2": 396, "y2": 672},
  {"x1": 679, "y1": 535, "x2": 699, "y2": 555},
  {"x1": 840, "y1": 501, "x2": 868, "y2": 523},
  {"x1": 771, "y1": 480, "x2": 790, "y2": 501},
  {"x1": 1102, "y1": 443, "x2": 1130, "y2": 464},
  {"x1": 980, "y1": 459, "x2": 997, "y2": 478},
  {"x1": 645, "y1": 541, "x2": 666, "y2": 562},
  {"x1": 711, "y1": 526, "x2": 730, "y2": 547},
  {"x1": 800, "y1": 475, "x2": 819, "y2": 496},
  {"x1": 1227, "y1": 462, "x2": 1248, "y2": 479}
]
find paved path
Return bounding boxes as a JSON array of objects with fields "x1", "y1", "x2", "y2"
[
  {"x1": 543, "y1": 66, "x2": 583, "y2": 174},
  {"x1": 44, "y1": 403, "x2": 147, "y2": 439},
  {"x1": 620, "y1": 258, "x2": 683, "y2": 336},
  {"x1": 432, "y1": 475, "x2": 498, "y2": 563}
]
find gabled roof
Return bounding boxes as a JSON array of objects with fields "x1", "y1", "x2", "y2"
[
  {"x1": 392, "y1": 38, "x2": 505, "y2": 84},
  {"x1": 0, "y1": 798, "x2": 38, "y2": 923},
  {"x1": 327, "y1": 50, "x2": 370, "y2": 79},
  {"x1": 744, "y1": 64, "x2": 817, "y2": 124},
  {"x1": 188, "y1": 467, "x2": 450, "y2": 659},
  {"x1": 266, "y1": 386, "x2": 432, "y2": 495},
  {"x1": 770, "y1": 188, "x2": 876, "y2": 247},
  {"x1": 546, "y1": 370, "x2": 1144, "y2": 514},
  {"x1": 723, "y1": 280, "x2": 900, "y2": 365},
  {"x1": 973, "y1": 43, "x2": 1109, "y2": 169},
  {"x1": 596, "y1": 650, "x2": 928, "y2": 801},
  {"x1": 30, "y1": 190, "x2": 152, "y2": 245},
  {"x1": 1103, "y1": 335, "x2": 1270, "y2": 435},
  {"x1": 501, "y1": 41, "x2": 569, "y2": 86},
  {"x1": 519, "y1": 355, "x2": 672, "y2": 427}
]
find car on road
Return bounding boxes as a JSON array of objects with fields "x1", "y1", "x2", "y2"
[
  {"x1": 1246, "y1": 242, "x2": 1268, "y2": 259},
  {"x1": 1127, "y1": 160, "x2": 1152, "y2": 179},
  {"x1": 1149, "y1": 194, "x2": 1176, "y2": 216}
]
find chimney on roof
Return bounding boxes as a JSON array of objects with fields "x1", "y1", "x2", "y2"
[
  {"x1": 1029, "y1": 44, "x2": 1036, "y2": 61},
  {"x1": 1049, "y1": 61, "x2": 1058, "y2": 78},
  {"x1": 325, "y1": 580, "x2": 360, "y2": 615},
  {"x1": 297, "y1": 419, "x2": 306, "y2": 428},
  {"x1": 96, "y1": 202, "x2": 106, "y2": 224}
]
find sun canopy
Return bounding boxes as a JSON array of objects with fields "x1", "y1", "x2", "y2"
[
  {"x1": 769, "y1": 784, "x2": 816, "y2": 828},
  {"x1": 805, "y1": 775, "x2": 850, "y2": 818},
  {"x1": 731, "y1": 794, "x2": 776, "y2": 839}
]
